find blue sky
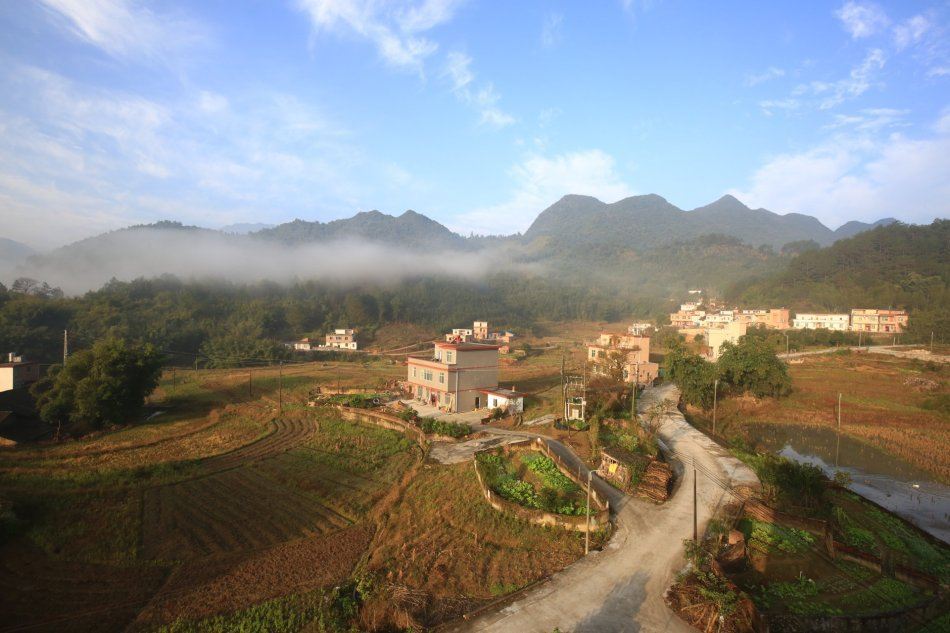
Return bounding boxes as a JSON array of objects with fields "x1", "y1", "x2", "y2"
[{"x1": 1, "y1": 0, "x2": 948, "y2": 249}]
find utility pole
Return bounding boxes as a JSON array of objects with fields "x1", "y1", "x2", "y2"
[
  {"x1": 858, "y1": 331, "x2": 862, "y2": 349},
  {"x1": 785, "y1": 332, "x2": 789, "y2": 356},
  {"x1": 248, "y1": 370, "x2": 253, "y2": 398},
  {"x1": 585, "y1": 470, "x2": 592, "y2": 555},
  {"x1": 931, "y1": 331, "x2": 934, "y2": 351},
  {"x1": 194, "y1": 356, "x2": 199, "y2": 379},
  {"x1": 693, "y1": 466, "x2": 698, "y2": 542},
  {"x1": 278, "y1": 361, "x2": 283, "y2": 414},
  {"x1": 836, "y1": 392, "x2": 842, "y2": 467},
  {"x1": 560, "y1": 353, "x2": 566, "y2": 420},
  {"x1": 712, "y1": 379, "x2": 719, "y2": 436},
  {"x1": 62, "y1": 329, "x2": 68, "y2": 365},
  {"x1": 172, "y1": 368, "x2": 177, "y2": 394}
]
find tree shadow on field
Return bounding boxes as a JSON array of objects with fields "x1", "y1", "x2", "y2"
[{"x1": 573, "y1": 570, "x2": 648, "y2": 632}]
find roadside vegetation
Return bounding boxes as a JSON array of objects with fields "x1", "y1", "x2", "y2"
[{"x1": 476, "y1": 451, "x2": 587, "y2": 516}]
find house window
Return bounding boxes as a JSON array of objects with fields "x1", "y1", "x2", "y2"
[
  {"x1": 412, "y1": 367, "x2": 417, "y2": 378},
  {"x1": 439, "y1": 372, "x2": 445, "y2": 384},
  {"x1": 445, "y1": 351, "x2": 454, "y2": 363},
  {"x1": 423, "y1": 369, "x2": 433, "y2": 381}
]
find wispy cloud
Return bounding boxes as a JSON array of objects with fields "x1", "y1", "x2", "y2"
[
  {"x1": 836, "y1": 1, "x2": 889, "y2": 39},
  {"x1": 36, "y1": 0, "x2": 205, "y2": 62},
  {"x1": 745, "y1": 66, "x2": 785, "y2": 87},
  {"x1": 454, "y1": 149, "x2": 634, "y2": 235},
  {"x1": 443, "y1": 52, "x2": 515, "y2": 128},
  {"x1": 786, "y1": 48, "x2": 886, "y2": 111},
  {"x1": 893, "y1": 14, "x2": 932, "y2": 51},
  {"x1": 541, "y1": 12, "x2": 563, "y2": 49},
  {"x1": 0, "y1": 63, "x2": 412, "y2": 248},
  {"x1": 294, "y1": 0, "x2": 465, "y2": 73}
]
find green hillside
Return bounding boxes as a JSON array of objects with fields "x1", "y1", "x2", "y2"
[{"x1": 730, "y1": 219, "x2": 950, "y2": 341}]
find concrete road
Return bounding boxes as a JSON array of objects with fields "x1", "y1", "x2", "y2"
[{"x1": 449, "y1": 384, "x2": 759, "y2": 633}]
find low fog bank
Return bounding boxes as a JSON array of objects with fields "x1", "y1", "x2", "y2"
[{"x1": 10, "y1": 228, "x2": 531, "y2": 295}]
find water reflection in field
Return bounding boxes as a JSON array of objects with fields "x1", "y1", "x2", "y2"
[{"x1": 743, "y1": 423, "x2": 950, "y2": 544}]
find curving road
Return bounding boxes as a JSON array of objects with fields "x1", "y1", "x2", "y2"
[{"x1": 448, "y1": 384, "x2": 759, "y2": 633}]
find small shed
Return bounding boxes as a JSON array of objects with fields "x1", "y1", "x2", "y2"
[
  {"x1": 479, "y1": 387, "x2": 525, "y2": 413},
  {"x1": 597, "y1": 446, "x2": 643, "y2": 490}
]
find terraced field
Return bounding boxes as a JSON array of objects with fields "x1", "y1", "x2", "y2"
[{"x1": 0, "y1": 372, "x2": 418, "y2": 633}]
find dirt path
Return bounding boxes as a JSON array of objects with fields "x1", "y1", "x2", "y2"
[{"x1": 449, "y1": 384, "x2": 759, "y2": 633}]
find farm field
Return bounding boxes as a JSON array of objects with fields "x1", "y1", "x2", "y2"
[
  {"x1": 686, "y1": 351, "x2": 950, "y2": 483},
  {"x1": 0, "y1": 355, "x2": 593, "y2": 631}
]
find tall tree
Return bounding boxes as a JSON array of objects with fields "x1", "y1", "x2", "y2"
[{"x1": 30, "y1": 338, "x2": 164, "y2": 435}]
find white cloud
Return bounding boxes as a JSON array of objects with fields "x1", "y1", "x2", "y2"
[
  {"x1": 36, "y1": 0, "x2": 204, "y2": 62},
  {"x1": 836, "y1": 2, "x2": 890, "y2": 39},
  {"x1": 198, "y1": 91, "x2": 229, "y2": 114},
  {"x1": 454, "y1": 149, "x2": 635, "y2": 235},
  {"x1": 893, "y1": 14, "x2": 932, "y2": 50},
  {"x1": 759, "y1": 99, "x2": 800, "y2": 116},
  {"x1": 746, "y1": 66, "x2": 785, "y2": 86},
  {"x1": 295, "y1": 0, "x2": 463, "y2": 72},
  {"x1": 541, "y1": 13, "x2": 563, "y2": 49},
  {"x1": 825, "y1": 107, "x2": 907, "y2": 131},
  {"x1": 442, "y1": 52, "x2": 514, "y2": 128},
  {"x1": 729, "y1": 111, "x2": 950, "y2": 228}
]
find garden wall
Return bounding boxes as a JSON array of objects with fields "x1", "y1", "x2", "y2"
[
  {"x1": 335, "y1": 406, "x2": 428, "y2": 450},
  {"x1": 472, "y1": 438, "x2": 610, "y2": 533}
]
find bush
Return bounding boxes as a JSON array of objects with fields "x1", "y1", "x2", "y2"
[{"x1": 418, "y1": 417, "x2": 471, "y2": 438}]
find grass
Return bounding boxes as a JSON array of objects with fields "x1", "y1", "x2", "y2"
[
  {"x1": 687, "y1": 353, "x2": 950, "y2": 483},
  {"x1": 738, "y1": 518, "x2": 815, "y2": 554},
  {"x1": 154, "y1": 589, "x2": 341, "y2": 633},
  {"x1": 361, "y1": 462, "x2": 598, "y2": 628}
]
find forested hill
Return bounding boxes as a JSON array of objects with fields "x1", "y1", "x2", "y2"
[
  {"x1": 522, "y1": 194, "x2": 895, "y2": 250},
  {"x1": 253, "y1": 209, "x2": 469, "y2": 250},
  {"x1": 729, "y1": 219, "x2": 949, "y2": 338}
]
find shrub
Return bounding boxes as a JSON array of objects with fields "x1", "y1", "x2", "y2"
[{"x1": 418, "y1": 417, "x2": 471, "y2": 438}]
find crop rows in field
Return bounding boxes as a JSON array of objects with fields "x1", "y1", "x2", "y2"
[
  {"x1": 141, "y1": 465, "x2": 353, "y2": 561},
  {"x1": 197, "y1": 416, "x2": 315, "y2": 474},
  {"x1": 0, "y1": 542, "x2": 167, "y2": 633}
]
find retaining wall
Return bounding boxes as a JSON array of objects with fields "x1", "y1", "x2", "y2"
[
  {"x1": 472, "y1": 438, "x2": 610, "y2": 533},
  {"x1": 334, "y1": 405, "x2": 428, "y2": 450}
]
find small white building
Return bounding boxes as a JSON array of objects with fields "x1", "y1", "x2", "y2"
[
  {"x1": 627, "y1": 322, "x2": 652, "y2": 336},
  {"x1": 0, "y1": 354, "x2": 40, "y2": 394},
  {"x1": 479, "y1": 387, "x2": 525, "y2": 413},
  {"x1": 792, "y1": 313, "x2": 850, "y2": 331},
  {"x1": 292, "y1": 337, "x2": 317, "y2": 351}
]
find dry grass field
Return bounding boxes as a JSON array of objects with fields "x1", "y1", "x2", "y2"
[
  {"x1": 687, "y1": 351, "x2": 950, "y2": 483},
  {"x1": 0, "y1": 351, "x2": 593, "y2": 632}
]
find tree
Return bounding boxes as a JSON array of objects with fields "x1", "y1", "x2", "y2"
[
  {"x1": 664, "y1": 344, "x2": 717, "y2": 409},
  {"x1": 30, "y1": 338, "x2": 163, "y2": 435},
  {"x1": 716, "y1": 337, "x2": 791, "y2": 398}
]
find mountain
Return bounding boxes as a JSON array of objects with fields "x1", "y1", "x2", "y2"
[
  {"x1": 524, "y1": 193, "x2": 870, "y2": 250},
  {"x1": 219, "y1": 222, "x2": 275, "y2": 234},
  {"x1": 15, "y1": 196, "x2": 901, "y2": 296},
  {"x1": 254, "y1": 210, "x2": 468, "y2": 250},
  {"x1": 832, "y1": 217, "x2": 898, "y2": 240},
  {"x1": 0, "y1": 237, "x2": 37, "y2": 282},
  {"x1": 729, "y1": 220, "x2": 949, "y2": 338}
]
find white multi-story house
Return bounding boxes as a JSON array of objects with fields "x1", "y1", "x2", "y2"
[
  {"x1": 325, "y1": 328, "x2": 358, "y2": 350},
  {"x1": 791, "y1": 314, "x2": 850, "y2": 331},
  {"x1": 407, "y1": 341, "x2": 499, "y2": 412}
]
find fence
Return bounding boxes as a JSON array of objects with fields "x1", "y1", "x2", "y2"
[{"x1": 472, "y1": 438, "x2": 610, "y2": 533}]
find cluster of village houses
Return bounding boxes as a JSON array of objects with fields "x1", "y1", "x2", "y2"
[
  {"x1": 669, "y1": 299, "x2": 908, "y2": 360},
  {"x1": 289, "y1": 328, "x2": 359, "y2": 352}
]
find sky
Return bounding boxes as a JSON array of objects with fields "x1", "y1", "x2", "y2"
[{"x1": 0, "y1": 0, "x2": 948, "y2": 249}]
